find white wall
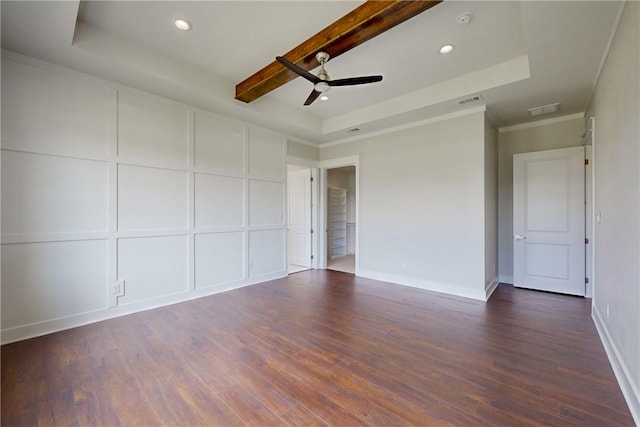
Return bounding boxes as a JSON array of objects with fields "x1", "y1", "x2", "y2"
[
  {"x1": 1, "y1": 56, "x2": 286, "y2": 343},
  {"x1": 497, "y1": 118, "x2": 585, "y2": 284},
  {"x1": 287, "y1": 140, "x2": 319, "y2": 161},
  {"x1": 320, "y1": 111, "x2": 490, "y2": 300},
  {"x1": 484, "y1": 118, "x2": 499, "y2": 296},
  {"x1": 585, "y1": 2, "x2": 640, "y2": 422}
]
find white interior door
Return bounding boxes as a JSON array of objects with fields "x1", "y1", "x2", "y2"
[
  {"x1": 513, "y1": 146, "x2": 585, "y2": 296},
  {"x1": 288, "y1": 168, "x2": 311, "y2": 268}
]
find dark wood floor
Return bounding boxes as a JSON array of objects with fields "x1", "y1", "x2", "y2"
[{"x1": 2, "y1": 270, "x2": 634, "y2": 426}]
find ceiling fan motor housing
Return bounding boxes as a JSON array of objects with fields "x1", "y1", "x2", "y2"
[
  {"x1": 315, "y1": 71, "x2": 331, "y2": 92},
  {"x1": 315, "y1": 52, "x2": 331, "y2": 92}
]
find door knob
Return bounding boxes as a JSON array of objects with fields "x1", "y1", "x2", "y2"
[{"x1": 514, "y1": 235, "x2": 526, "y2": 240}]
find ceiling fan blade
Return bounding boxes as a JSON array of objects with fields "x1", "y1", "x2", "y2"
[
  {"x1": 276, "y1": 56, "x2": 321, "y2": 84},
  {"x1": 304, "y1": 90, "x2": 322, "y2": 106},
  {"x1": 328, "y1": 75, "x2": 383, "y2": 87}
]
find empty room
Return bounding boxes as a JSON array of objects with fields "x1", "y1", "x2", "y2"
[{"x1": 1, "y1": 1, "x2": 639, "y2": 425}]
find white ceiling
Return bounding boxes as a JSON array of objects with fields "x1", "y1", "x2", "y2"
[{"x1": 0, "y1": 1, "x2": 624, "y2": 145}]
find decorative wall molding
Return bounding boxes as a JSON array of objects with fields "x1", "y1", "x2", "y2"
[{"x1": 1, "y1": 55, "x2": 288, "y2": 343}]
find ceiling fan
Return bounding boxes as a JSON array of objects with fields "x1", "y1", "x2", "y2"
[{"x1": 276, "y1": 52, "x2": 383, "y2": 106}]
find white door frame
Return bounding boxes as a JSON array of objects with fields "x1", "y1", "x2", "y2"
[
  {"x1": 286, "y1": 156, "x2": 320, "y2": 269},
  {"x1": 318, "y1": 155, "x2": 359, "y2": 273},
  {"x1": 584, "y1": 117, "x2": 596, "y2": 299}
]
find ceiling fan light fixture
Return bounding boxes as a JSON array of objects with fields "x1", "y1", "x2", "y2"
[
  {"x1": 320, "y1": 95, "x2": 329, "y2": 101},
  {"x1": 174, "y1": 19, "x2": 192, "y2": 31},
  {"x1": 440, "y1": 44, "x2": 454, "y2": 54},
  {"x1": 315, "y1": 81, "x2": 330, "y2": 92}
]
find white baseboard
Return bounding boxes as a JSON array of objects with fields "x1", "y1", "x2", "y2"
[
  {"x1": 357, "y1": 269, "x2": 486, "y2": 301},
  {"x1": 1, "y1": 271, "x2": 287, "y2": 344},
  {"x1": 592, "y1": 305, "x2": 640, "y2": 425},
  {"x1": 485, "y1": 278, "x2": 500, "y2": 301}
]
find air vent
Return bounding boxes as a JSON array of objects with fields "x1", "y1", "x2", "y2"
[
  {"x1": 348, "y1": 128, "x2": 360, "y2": 133},
  {"x1": 528, "y1": 102, "x2": 560, "y2": 117},
  {"x1": 458, "y1": 95, "x2": 483, "y2": 105}
]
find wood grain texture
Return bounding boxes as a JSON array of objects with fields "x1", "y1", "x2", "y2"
[
  {"x1": 2, "y1": 270, "x2": 634, "y2": 426},
  {"x1": 235, "y1": 0, "x2": 441, "y2": 103}
]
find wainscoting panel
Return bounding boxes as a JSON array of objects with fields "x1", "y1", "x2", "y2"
[
  {"x1": 248, "y1": 127, "x2": 285, "y2": 180},
  {"x1": 117, "y1": 235, "x2": 189, "y2": 305},
  {"x1": 2, "y1": 151, "x2": 108, "y2": 235},
  {"x1": 249, "y1": 229, "x2": 285, "y2": 278},
  {"x1": 194, "y1": 111, "x2": 244, "y2": 174},
  {"x1": 195, "y1": 232, "x2": 245, "y2": 288},
  {"x1": 1, "y1": 240, "x2": 109, "y2": 329},
  {"x1": 248, "y1": 179, "x2": 284, "y2": 227},
  {"x1": 117, "y1": 164, "x2": 188, "y2": 231},
  {"x1": 1, "y1": 58, "x2": 114, "y2": 159},
  {"x1": 194, "y1": 173, "x2": 244, "y2": 228},
  {"x1": 117, "y1": 91, "x2": 189, "y2": 168}
]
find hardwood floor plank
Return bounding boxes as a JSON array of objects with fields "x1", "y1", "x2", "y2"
[
  {"x1": 209, "y1": 347, "x2": 298, "y2": 416},
  {"x1": 558, "y1": 401, "x2": 635, "y2": 426},
  {"x1": 1, "y1": 271, "x2": 634, "y2": 426},
  {"x1": 143, "y1": 380, "x2": 206, "y2": 426},
  {"x1": 279, "y1": 404, "x2": 331, "y2": 427},
  {"x1": 362, "y1": 405, "x2": 414, "y2": 427},
  {"x1": 231, "y1": 346, "x2": 370, "y2": 426},
  {"x1": 72, "y1": 388, "x2": 122, "y2": 427},
  {"x1": 113, "y1": 396, "x2": 162, "y2": 426},
  {"x1": 216, "y1": 383, "x2": 284, "y2": 426},
  {"x1": 167, "y1": 372, "x2": 245, "y2": 426},
  {"x1": 244, "y1": 340, "x2": 377, "y2": 420},
  {"x1": 1, "y1": 341, "x2": 44, "y2": 426}
]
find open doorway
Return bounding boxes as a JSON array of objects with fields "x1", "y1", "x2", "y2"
[
  {"x1": 287, "y1": 164, "x2": 313, "y2": 274},
  {"x1": 326, "y1": 166, "x2": 356, "y2": 274}
]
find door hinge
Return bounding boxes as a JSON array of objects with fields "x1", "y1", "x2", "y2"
[
  {"x1": 310, "y1": 176, "x2": 314, "y2": 182},
  {"x1": 585, "y1": 277, "x2": 589, "y2": 284},
  {"x1": 310, "y1": 229, "x2": 314, "y2": 234},
  {"x1": 585, "y1": 159, "x2": 589, "y2": 165},
  {"x1": 585, "y1": 238, "x2": 589, "y2": 244},
  {"x1": 311, "y1": 255, "x2": 314, "y2": 260}
]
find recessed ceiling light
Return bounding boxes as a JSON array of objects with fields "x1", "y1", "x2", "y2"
[
  {"x1": 174, "y1": 19, "x2": 191, "y2": 31},
  {"x1": 439, "y1": 44, "x2": 454, "y2": 54},
  {"x1": 320, "y1": 95, "x2": 329, "y2": 101},
  {"x1": 457, "y1": 13, "x2": 472, "y2": 25}
]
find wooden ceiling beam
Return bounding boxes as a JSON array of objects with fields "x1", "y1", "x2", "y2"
[{"x1": 235, "y1": 0, "x2": 442, "y2": 103}]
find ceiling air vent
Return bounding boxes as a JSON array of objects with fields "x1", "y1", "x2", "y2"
[
  {"x1": 528, "y1": 102, "x2": 560, "y2": 117},
  {"x1": 457, "y1": 95, "x2": 483, "y2": 105},
  {"x1": 348, "y1": 128, "x2": 361, "y2": 133}
]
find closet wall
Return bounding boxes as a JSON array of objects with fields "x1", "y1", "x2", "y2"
[{"x1": 327, "y1": 166, "x2": 356, "y2": 256}]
